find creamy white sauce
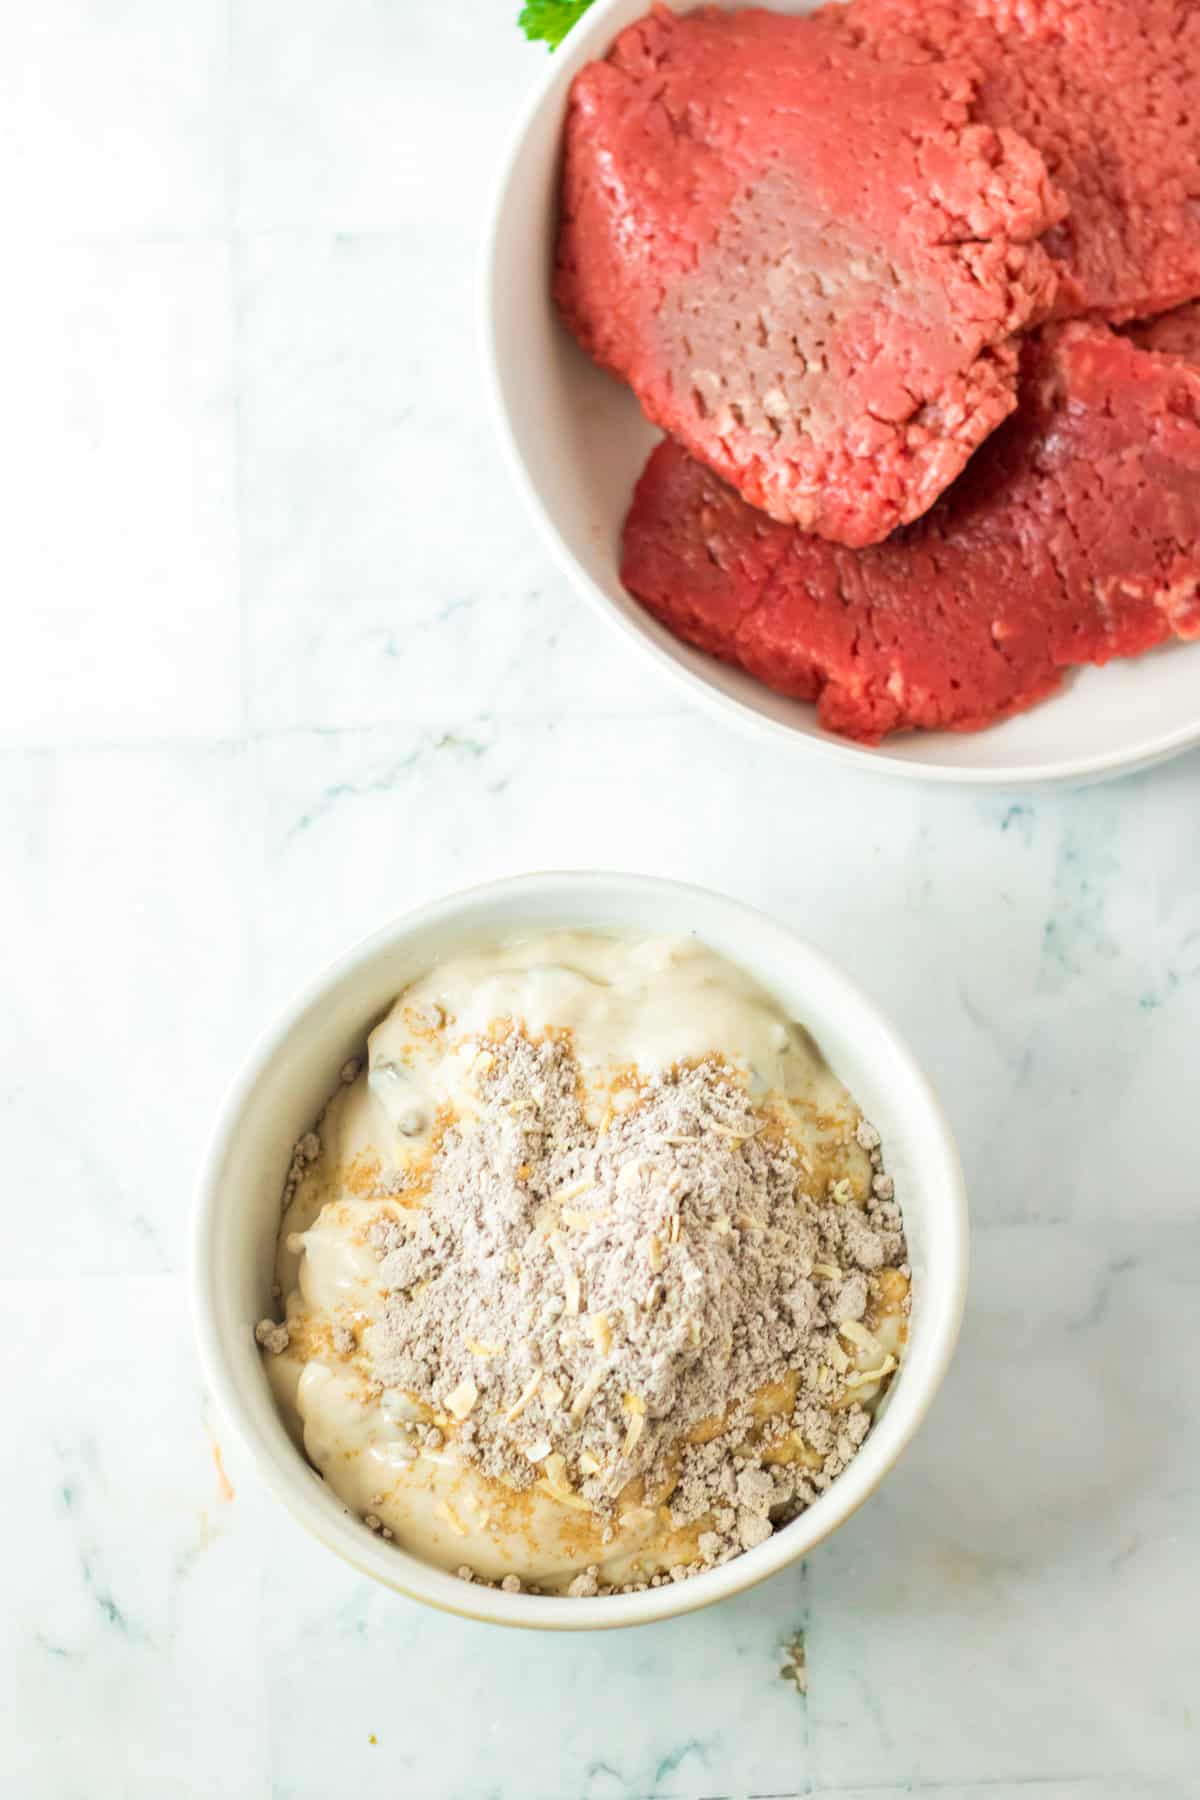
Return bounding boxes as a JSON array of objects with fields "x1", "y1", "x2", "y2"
[{"x1": 265, "y1": 931, "x2": 886, "y2": 1591}]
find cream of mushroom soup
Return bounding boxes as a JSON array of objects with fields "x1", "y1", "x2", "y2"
[{"x1": 258, "y1": 933, "x2": 909, "y2": 1595}]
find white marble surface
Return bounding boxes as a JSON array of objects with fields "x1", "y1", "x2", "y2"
[{"x1": 2, "y1": 3, "x2": 1198, "y2": 1796}]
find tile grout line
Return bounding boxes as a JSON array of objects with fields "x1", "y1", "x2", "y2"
[
  {"x1": 227, "y1": 0, "x2": 249, "y2": 744},
  {"x1": 0, "y1": 708, "x2": 696, "y2": 761},
  {"x1": 223, "y1": 0, "x2": 264, "y2": 1046}
]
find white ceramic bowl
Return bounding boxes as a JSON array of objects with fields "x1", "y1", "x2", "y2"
[
  {"x1": 192, "y1": 872, "x2": 967, "y2": 1630},
  {"x1": 483, "y1": 0, "x2": 1200, "y2": 786}
]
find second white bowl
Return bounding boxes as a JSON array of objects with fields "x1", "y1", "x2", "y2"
[{"x1": 192, "y1": 872, "x2": 967, "y2": 1630}]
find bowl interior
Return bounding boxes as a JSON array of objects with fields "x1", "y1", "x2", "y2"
[
  {"x1": 485, "y1": 0, "x2": 1200, "y2": 785},
  {"x1": 194, "y1": 875, "x2": 967, "y2": 1630}
]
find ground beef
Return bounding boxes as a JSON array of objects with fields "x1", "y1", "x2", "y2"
[
  {"x1": 839, "y1": 0, "x2": 1200, "y2": 325},
  {"x1": 555, "y1": 4, "x2": 1061, "y2": 547},
  {"x1": 621, "y1": 323, "x2": 1200, "y2": 744},
  {"x1": 1127, "y1": 302, "x2": 1200, "y2": 364}
]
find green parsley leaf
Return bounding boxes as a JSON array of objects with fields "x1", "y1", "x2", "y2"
[{"x1": 519, "y1": 0, "x2": 596, "y2": 50}]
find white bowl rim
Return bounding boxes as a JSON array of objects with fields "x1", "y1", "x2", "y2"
[
  {"x1": 480, "y1": 0, "x2": 1200, "y2": 789},
  {"x1": 191, "y1": 871, "x2": 969, "y2": 1631}
]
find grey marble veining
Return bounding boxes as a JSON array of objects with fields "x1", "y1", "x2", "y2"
[{"x1": 1, "y1": 1, "x2": 1198, "y2": 1795}]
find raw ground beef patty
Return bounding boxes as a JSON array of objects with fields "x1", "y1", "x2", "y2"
[
  {"x1": 621, "y1": 323, "x2": 1200, "y2": 743},
  {"x1": 1128, "y1": 302, "x2": 1200, "y2": 363},
  {"x1": 556, "y1": 5, "x2": 1061, "y2": 547},
  {"x1": 840, "y1": 0, "x2": 1200, "y2": 324}
]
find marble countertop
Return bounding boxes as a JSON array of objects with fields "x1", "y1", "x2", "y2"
[{"x1": 4, "y1": 2, "x2": 1198, "y2": 1795}]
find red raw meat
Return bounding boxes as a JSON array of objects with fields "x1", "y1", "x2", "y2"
[
  {"x1": 556, "y1": 5, "x2": 1061, "y2": 546},
  {"x1": 1127, "y1": 301, "x2": 1200, "y2": 363},
  {"x1": 621, "y1": 324, "x2": 1200, "y2": 743},
  {"x1": 840, "y1": 0, "x2": 1200, "y2": 324}
]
